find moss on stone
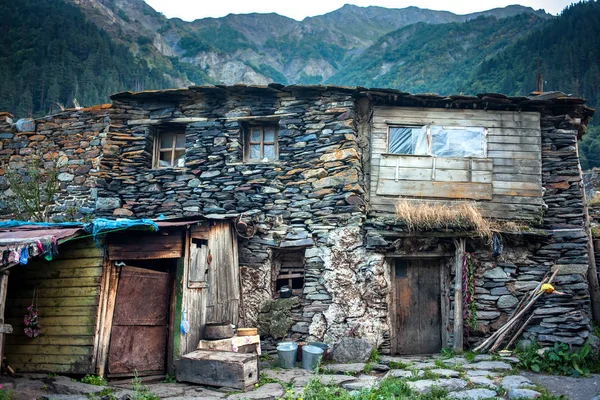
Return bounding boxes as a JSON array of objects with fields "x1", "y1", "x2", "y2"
[{"x1": 258, "y1": 297, "x2": 299, "y2": 339}]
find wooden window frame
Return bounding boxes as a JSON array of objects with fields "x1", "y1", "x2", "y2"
[
  {"x1": 153, "y1": 130, "x2": 186, "y2": 169},
  {"x1": 244, "y1": 125, "x2": 279, "y2": 162},
  {"x1": 386, "y1": 125, "x2": 488, "y2": 158}
]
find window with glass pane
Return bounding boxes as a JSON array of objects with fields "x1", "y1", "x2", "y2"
[
  {"x1": 430, "y1": 126, "x2": 486, "y2": 158},
  {"x1": 388, "y1": 126, "x2": 428, "y2": 155},
  {"x1": 155, "y1": 131, "x2": 186, "y2": 168},
  {"x1": 245, "y1": 125, "x2": 278, "y2": 161}
]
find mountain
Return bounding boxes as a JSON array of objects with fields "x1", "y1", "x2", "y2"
[
  {"x1": 327, "y1": 13, "x2": 546, "y2": 94},
  {"x1": 66, "y1": 0, "x2": 549, "y2": 85},
  {"x1": 0, "y1": 0, "x2": 177, "y2": 118}
]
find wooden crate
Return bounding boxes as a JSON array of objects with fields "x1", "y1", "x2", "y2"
[{"x1": 176, "y1": 350, "x2": 258, "y2": 390}]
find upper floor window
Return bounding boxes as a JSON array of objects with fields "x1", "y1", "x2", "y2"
[
  {"x1": 154, "y1": 130, "x2": 185, "y2": 168},
  {"x1": 389, "y1": 125, "x2": 486, "y2": 158},
  {"x1": 244, "y1": 125, "x2": 278, "y2": 162}
]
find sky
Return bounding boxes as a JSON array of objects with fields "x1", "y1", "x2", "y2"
[{"x1": 143, "y1": 0, "x2": 574, "y2": 21}]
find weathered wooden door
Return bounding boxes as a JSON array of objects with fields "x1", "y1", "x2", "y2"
[
  {"x1": 107, "y1": 266, "x2": 172, "y2": 377},
  {"x1": 394, "y1": 259, "x2": 441, "y2": 354}
]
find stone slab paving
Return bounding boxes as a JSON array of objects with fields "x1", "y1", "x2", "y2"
[{"x1": 5, "y1": 355, "x2": 600, "y2": 399}]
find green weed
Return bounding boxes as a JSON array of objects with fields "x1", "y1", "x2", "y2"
[
  {"x1": 516, "y1": 341, "x2": 594, "y2": 376},
  {"x1": 368, "y1": 348, "x2": 380, "y2": 363},
  {"x1": 80, "y1": 374, "x2": 107, "y2": 386},
  {"x1": 130, "y1": 371, "x2": 160, "y2": 400},
  {"x1": 162, "y1": 374, "x2": 176, "y2": 383}
]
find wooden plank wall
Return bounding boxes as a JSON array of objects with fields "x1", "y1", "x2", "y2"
[
  {"x1": 5, "y1": 238, "x2": 104, "y2": 374},
  {"x1": 370, "y1": 107, "x2": 543, "y2": 220},
  {"x1": 180, "y1": 221, "x2": 240, "y2": 356}
]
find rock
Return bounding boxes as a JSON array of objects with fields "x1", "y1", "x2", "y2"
[
  {"x1": 466, "y1": 361, "x2": 512, "y2": 371},
  {"x1": 113, "y1": 208, "x2": 133, "y2": 217},
  {"x1": 293, "y1": 374, "x2": 355, "y2": 388},
  {"x1": 57, "y1": 172, "x2": 74, "y2": 182},
  {"x1": 448, "y1": 388, "x2": 498, "y2": 399},
  {"x1": 96, "y1": 197, "x2": 121, "y2": 210},
  {"x1": 407, "y1": 379, "x2": 467, "y2": 394},
  {"x1": 332, "y1": 337, "x2": 373, "y2": 363},
  {"x1": 507, "y1": 388, "x2": 541, "y2": 399},
  {"x1": 263, "y1": 368, "x2": 312, "y2": 384},
  {"x1": 228, "y1": 383, "x2": 283, "y2": 400},
  {"x1": 411, "y1": 361, "x2": 436, "y2": 369},
  {"x1": 340, "y1": 375, "x2": 378, "y2": 390},
  {"x1": 319, "y1": 148, "x2": 359, "y2": 162},
  {"x1": 442, "y1": 357, "x2": 469, "y2": 366},
  {"x1": 466, "y1": 370, "x2": 498, "y2": 378},
  {"x1": 379, "y1": 356, "x2": 414, "y2": 366},
  {"x1": 384, "y1": 369, "x2": 424, "y2": 379},
  {"x1": 497, "y1": 295, "x2": 519, "y2": 309},
  {"x1": 501, "y1": 375, "x2": 534, "y2": 390},
  {"x1": 468, "y1": 376, "x2": 496, "y2": 388},
  {"x1": 429, "y1": 368, "x2": 461, "y2": 378},
  {"x1": 312, "y1": 170, "x2": 358, "y2": 190},
  {"x1": 365, "y1": 231, "x2": 388, "y2": 248},
  {"x1": 200, "y1": 170, "x2": 221, "y2": 178},
  {"x1": 47, "y1": 376, "x2": 106, "y2": 395},
  {"x1": 473, "y1": 354, "x2": 493, "y2": 362},
  {"x1": 301, "y1": 168, "x2": 327, "y2": 179},
  {"x1": 483, "y1": 267, "x2": 508, "y2": 280},
  {"x1": 371, "y1": 363, "x2": 390, "y2": 372},
  {"x1": 324, "y1": 363, "x2": 365, "y2": 374},
  {"x1": 16, "y1": 118, "x2": 35, "y2": 132},
  {"x1": 586, "y1": 335, "x2": 600, "y2": 360}
]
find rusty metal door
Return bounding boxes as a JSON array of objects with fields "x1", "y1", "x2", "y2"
[
  {"x1": 107, "y1": 266, "x2": 172, "y2": 377},
  {"x1": 394, "y1": 259, "x2": 441, "y2": 355}
]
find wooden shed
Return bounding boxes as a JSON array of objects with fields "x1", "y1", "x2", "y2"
[{"x1": 2, "y1": 218, "x2": 240, "y2": 377}]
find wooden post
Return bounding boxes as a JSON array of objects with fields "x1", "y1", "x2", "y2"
[
  {"x1": 95, "y1": 263, "x2": 120, "y2": 377},
  {"x1": 577, "y1": 141, "x2": 600, "y2": 325},
  {"x1": 453, "y1": 238, "x2": 466, "y2": 353},
  {"x1": 0, "y1": 272, "x2": 9, "y2": 370}
]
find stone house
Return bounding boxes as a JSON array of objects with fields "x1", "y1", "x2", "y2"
[{"x1": 0, "y1": 85, "x2": 596, "y2": 375}]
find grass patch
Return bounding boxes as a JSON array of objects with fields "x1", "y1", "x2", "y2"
[
  {"x1": 80, "y1": 374, "x2": 107, "y2": 386},
  {"x1": 284, "y1": 377, "x2": 450, "y2": 400},
  {"x1": 129, "y1": 372, "x2": 160, "y2": 400},
  {"x1": 86, "y1": 388, "x2": 116, "y2": 400},
  {"x1": 364, "y1": 363, "x2": 373, "y2": 374},
  {"x1": 162, "y1": 374, "x2": 176, "y2": 383},
  {"x1": 395, "y1": 200, "x2": 526, "y2": 240},
  {"x1": 368, "y1": 348, "x2": 381, "y2": 363},
  {"x1": 257, "y1": 372, "x2": 280, "y2": 387},
  {"x1": 388, "y1": 361, "x2": 410, "y2": 369}
]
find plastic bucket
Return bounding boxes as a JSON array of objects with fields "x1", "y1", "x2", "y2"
[
  {"x1": 302, "y1": 345, "x2": 324, "y2": 371},
  {"x1": 277, "y1": 342, "x2": 298, "y2": 369}
]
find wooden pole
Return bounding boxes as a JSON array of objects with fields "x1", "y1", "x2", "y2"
[
  {"x1": 0, "y1": 272, "x2": 9, "y2": 371},
  {"x1": 453, "y1": 238, "x2": 466, "y2": 353},
  {"x1": 577, "y1": 141, "x2": 600, "y2": 325}
]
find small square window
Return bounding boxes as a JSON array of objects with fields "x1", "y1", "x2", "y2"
[
  {"x1": 154, "y1": 130, "x2": 185, "y2": 168},
  {"x1": 244, "y1": 125, "x2": 278, "y2": 162},
  {"x1": 273, "y1": 250, "x2": 305, "y2": 298}
]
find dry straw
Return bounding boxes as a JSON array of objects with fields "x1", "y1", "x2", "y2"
[{"x1": 395, "y1": 200, "x2": 522, "y2": 240}]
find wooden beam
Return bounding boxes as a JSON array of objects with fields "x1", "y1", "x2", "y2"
[
  {"x1": 453, "y1": 238, "x2": 466, "y2": 353},
  {"x1": 95, "y1": 263, "x2": 120, "y2": 377},
  {"x1": 0, "y1": 272, "x2": 9, "y2": 368}
]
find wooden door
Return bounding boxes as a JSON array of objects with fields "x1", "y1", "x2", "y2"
[
  {"x1": 394, "y1": 259, "x2": 441, "y2": 355},
  {"x1": 107, "y1": 266, "x2": 172, "y2": 377}
]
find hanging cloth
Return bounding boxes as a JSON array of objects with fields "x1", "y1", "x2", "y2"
[{"x1": 24, "y1": 287, "x2": 41, "y2": 338}]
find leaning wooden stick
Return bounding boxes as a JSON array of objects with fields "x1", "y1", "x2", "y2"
[
  {"x1": 505, "y1": 313, "x2": 535, "y2": 350},
  {"x1": 474, "y1": 269, "x2": 559, "y2": 353}
]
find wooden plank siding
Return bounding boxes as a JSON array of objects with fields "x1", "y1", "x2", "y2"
[
  {"x1": 5, "y1": 238, "x2": 104, "y2": 374},
  {"x1": 370, "y1": 107, "x2": 543, "y2": 221},
  {"x1": 180, "y1": 221, "x2": 240, "y2": 356}
]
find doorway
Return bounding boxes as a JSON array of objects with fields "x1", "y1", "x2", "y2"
[
  {"x1": 393, "y1": 259, "x2": 442, "y2": 355},
  {"x1": 106, "y1": 263, "x2": 173, "y2": 377}
]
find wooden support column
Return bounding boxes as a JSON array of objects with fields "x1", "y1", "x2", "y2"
[
  {"x1": 453, "y1": 238, "x2": 466, "y2": 353},
  {"x1": 95, "y1": 263, "x2": 120, "y2": 377},
  {"x1": 0, "y1": 272, "x2": 10, "y2": 369},
  {"x1": 577, "y1": 141, "x2": 600, "y2": 325}
]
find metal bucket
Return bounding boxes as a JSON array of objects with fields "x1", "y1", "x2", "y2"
[
  {"x1": 302, "y1": 345, "x2": 324, "y2": 371},
  {"x1": 277, "y1": 342, "x2": 298, "y2": 369}
]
